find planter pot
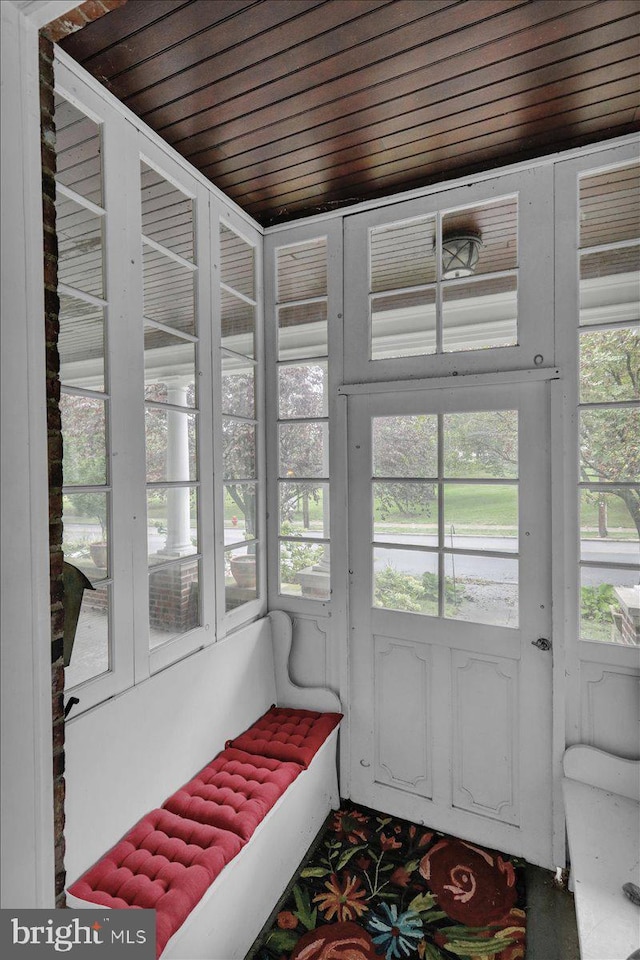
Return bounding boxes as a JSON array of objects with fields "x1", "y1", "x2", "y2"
[
  {"x1": 230, "y1": 555, "x2": 256, "y2": 589},
  {"x1": 89, "y1": 542, "x2": 107, "y2": 569}
]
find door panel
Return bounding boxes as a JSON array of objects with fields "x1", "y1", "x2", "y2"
[{"x1": 348, "y1": 382, "x2": 553, "y2": 866}]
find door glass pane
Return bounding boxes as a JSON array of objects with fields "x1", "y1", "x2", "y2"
[
  {"x1": 278, "y1": 362, "x2": 327, "y2": 419},
  {"x1": 373, "y1": 416, "x2": 437, "y2": 478},
  {"x1": 147, "y1": 487, "x2": 197, "y2": 564},
  {"x1": 579, "y1": 163, "x2": 640, "y2": 248},
  {"x1": 143, "y1": 245, "x2": 195, "y2": 333},
  {"x1": 222, "y1": 354, "x2": 255, "y2": 418},
  {"x1": 57, "y1": 194, "x2": 103, "y2": 298},
  {"x1": 145, "y1": 407, "x2": 197, "y2": 482},
  {"x1": 65, "y1": 583, "x2": 110, "y2": 688},
  {"x1": 279, "y1": 540, "x2": 329, "y2": 599},
  {"x1": 55, "y1": 95, "x2": 102, "y2": 205},
  {"x1": 373, "y1": 547, "x2": 438, "y2": 615},
  {"x1": 371, "y1": 289, "x2": 436, "y2": 359},
  {"x1": 370, "y1": 217, "x2": 436, "y2": 292},
  {"x1": 580, "y1": 567, "x2": 639, "y2": 644},
  {"x1": 277, "y1": 238, "x2": 327, "y2": 301},
  {"x1": 444, "y1": 410, "x2": 518, "y2": 479},
  {"x1": 223, "y1": 420, "x2": 256, "y2": 480},
  {"x1": 224, "y1": 483, "x2": 257, "y2": 542},
  {"x1": 59, "y1": 293, "x2": 105, "y2": 392},
  {"x1": 580, "y1": 408, "x2": 639, "y2": 482},
  {"x1": 222, "y1": 289, "x2": 255, "y2": 358},
  {"x1": 580, "y1": 489, "x2": 640, "y2": 561},
  {"x1": 149, "y1": 558, "x2": 200, "y2": 646},
  {"x1": 442, "y1": 197, "x2": 517, "y2": 277},
  {"x1": 140, "y1": 161, "x2": 194, "y2": 261},
  {"x1": 279, "y1": 422, "x2": 328, "y2": 478},
  {"x1": 225, "y1": 544, "x2": 258, "y2": 611},
  {"x1": 220, "y1": 224, "x2": 254, "y2": 299},
  {"x1": 280, "y1": 482, "x2": 329, "y2": 538},
  {"x1": 278, "y1": 301, "x2": 328, "y2": 360},
  {"x1": 579, "y1": 246, "x2": 640, "y2": 327},
  {"x1": 373, "y1": 481, "x2": 437, "y2": 542},
  {"x1": 445, "y1": 553, "x2": 518, "y2": 627},
  {"x1": 63, "y1": 491, "x2": 110, "y2": 580},
  {"x1": 579, "y1": 327, "x2": 639, "y2": 402},
  {"x1": 144, "y1": 327, "x2": 196, "y2": 405},
  {"x1": 442, "y1": 275, "x2": 517, "y2": 352},
  {"x1": 444, "y1": 483, "x2": 518, "y2": 552},
  {"x1": 60, "y1": 393, "x2": 107, "y2": 485}
]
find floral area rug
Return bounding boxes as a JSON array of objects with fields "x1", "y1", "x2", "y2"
[{"x1": 249, "y1": 802, "x2": 526, "y2": 960}]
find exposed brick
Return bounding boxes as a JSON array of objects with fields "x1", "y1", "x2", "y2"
[
  {"x1": 43, "y1": 228, "x2": 58, "y2": 260},
  {"x1": 52, "y1": 721, "x2": 65, "y2": 756},
  {"x1": 39, "y1": 34, "x2": 54, "y2": 63},
  {"x1": 44, "y1": 287, "x2": 60, "y2": 317},
  {"x1": 51, "y1": 637, "x2": 64, "y2": 663}
]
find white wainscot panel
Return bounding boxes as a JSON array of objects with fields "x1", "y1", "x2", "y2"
[
  {"x1": 288, "y1": 614, "x2": 328, "y2": 688},
  {"x1": 374, "y1": 636, "x2": 432, "y2": 797},
  {"x1": 452, "y1": 652, "x2": 519, "y2": 825},
  {"x1": 581, "y1": 663, "x2": 640, "y2": 760}
]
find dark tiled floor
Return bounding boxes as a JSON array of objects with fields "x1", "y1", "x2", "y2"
[{"x1": 524, "y1": 864, "x2": 580, "y2": 960}]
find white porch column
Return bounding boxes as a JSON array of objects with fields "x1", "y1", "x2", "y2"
[{"x1": 162, "y1": 379, "x2": 193, "y2": 556}]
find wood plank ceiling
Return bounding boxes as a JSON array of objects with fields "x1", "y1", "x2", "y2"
[{"x1": 57, "y1": 0, "x2": 640, "y2": 226}]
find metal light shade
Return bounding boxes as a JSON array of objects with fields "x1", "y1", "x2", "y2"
[{"x1": 441, "y1": 231, "x2": 483, "y2": 279}]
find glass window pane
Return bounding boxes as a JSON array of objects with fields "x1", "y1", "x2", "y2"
[
  {"x1": 56, "y1": 194, "x2": 103, "y2": 298},
  {"x1": 65, "y1": 582, "x2": 110, "y2": 688},
  {"x1": 580, "y1": 408, "x2": 639, "y2": 483},
  {"x1": 444, "y1": 411, "x2": 518, "y2": 479},
  {"x1": 144, "y1": 326, "x2": 196, "y2": 405},
  {"x1": 373, "y1": 547, "x2": 438, "y2": 615},
  {"x1": 223, "y1": 419, "x2": 256, "y2": 480},
  {"x1": 225, "y1": 544, "x2": 258, "y2": 611},
  {"x1": 59, "y1": 293, "x2": 105, "y2": 392},
  {"x1": 143, "y1": 245, "x2": 195, "y2": 334},
  {"x1": 222, "y1": 289, "x2": 255, "y2": 358},
  {"x1": 280, "y1": 482, "x2": 329, "y2": 538},
  {"x1": 579, "y1": 163, "x2": 640, "y2": 248},
  {"x1": 279, "y1": 540, "x2": 329, "y2": 599},
  {"x1": 370, "y1": 217, "x2": 436, "y2": 292},
  {"x1": 55, "y1": 94, "x2": 102, "y2": 206},
  {"x1": 141, "y1": 161, "x2": 193, "y2": 261},
  {"x1": 60, "y1": 393, "x2": 107, "y2": 485},
  {"x1": 149, "y1": 558, "x2": 200, "y2": 646},
  {"x1": 580, "y1": 327, "x2": 639, "y2": 403},
  {"x1": 224, "y1": 483, "x2": 257, "y2": 542},
  {"x1": 580, "y1": 489, "x2": 640, "y2": 562},
  {"x1": 371, "y1": 289, "x2": 436, "y2": 359},
  {"x1": 444, "y1": 483, "x2": 518, "y2": 552},
  {"x1": 442, "y1": 275, "x2": 517, "y2": 352},
  {"x1": 277, "y1": 238, "x2": 327, "y2": 302},
  {"x1": 279, "y1": 421, "x2": 328, "y2": 478},
  {"x1": 580, "y1": 567, "x2": 639, "y2": 645},
  {"x1": 445, "y1": 553, "x2": 518, "y2": 627},
  {"x1": 145, "y1": 407, "x2": 197, "y2": 482},
  {"x1": 147, "y1": 487, "x2": 197, "y2": 565},
  {"x1": 63, "y1": 491, "x2": 109, "y2": 580},
  {"x1": 579, "y1": 246, "x2": 640, "y2": 327},
  {"x1": 220, "y1": 224, "x2": 254, "y2": 299},
  {"x1": 222, "y1": 353, "x2": 255, "y2": 418},
  {"x1": 278, "y1": 362, "x2": 327, "y2": 419},
  {"x1": 278, "y1": 301, "x2": 328, "y2": 360},
  {"x1": 442, "y1": 197, "x2": 517, "y2": 277},
  {"x1": 373, "y1": 416, "x2": 437, "y2": 478},
  {"x1": 373, "y1": 481, "x2": 437, "y2": 542}
]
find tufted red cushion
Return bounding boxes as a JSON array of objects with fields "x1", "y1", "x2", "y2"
[
  {"x1": 163, "y1": 748, "x2": 303, "y2": 841},
  {"x1": 68, "y1": 808, "x2": 243, "y2": 957},
  {"x1": 229, "y1": 707, "x2": 342, "y2": 768}
]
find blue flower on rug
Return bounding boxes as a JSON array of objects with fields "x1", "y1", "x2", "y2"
[{"x1": 367, "y1": 903, "x2": 423, "y2": 959}]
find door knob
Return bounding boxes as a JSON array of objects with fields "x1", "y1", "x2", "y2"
[{"x1": 531, "y1": 637, "x2": 552, "y2": 651}]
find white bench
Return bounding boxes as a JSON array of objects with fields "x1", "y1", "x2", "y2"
[
  {"x1": 65, "y1": 610, "x2": 342, "y2": 959},
  {"x1": 562, "y1": 744, "x2": 640, "y2": 960}
]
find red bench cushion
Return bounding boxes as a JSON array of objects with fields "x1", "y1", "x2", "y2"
[
  {"x1": 68, "y1": 807, "x2": 243, "y2": 957},
  {"x1": 229, "y1": 707, "x2": 342, "y2": 768},
  {"x1": 163, "y1": 748, "x2": 303, "y2": 842}
]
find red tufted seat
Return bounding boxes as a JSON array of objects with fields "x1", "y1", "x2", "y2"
[{"x1": 229, "y1": 707, "x2": 342, "y2": 768}]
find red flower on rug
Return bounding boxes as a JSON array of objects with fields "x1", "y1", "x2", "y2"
[
  {"x1": 331, "y1": 809, "x2": 370, "y2": 845},
  {"x1": 419, "y1": 837, "x2": 517, "y2": 925},
  {"x1": 314, "y1": 873, "x2": 368, "y2": 923},
  {"x1": 290, "y1": 922, "x2": 384, "y2": 960}
]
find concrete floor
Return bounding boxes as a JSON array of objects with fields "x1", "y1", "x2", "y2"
[{"x1": 525, "y1": 864, "x2": 580, "y2": 960}]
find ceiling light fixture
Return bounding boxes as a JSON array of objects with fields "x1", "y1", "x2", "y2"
[{"x1": 441, "y1": 231, "x2": 483, "y2": 279}]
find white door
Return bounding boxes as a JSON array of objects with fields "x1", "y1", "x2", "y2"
[{"x1": 347, "y1": 381, "x2": 553, "y2": 867}]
